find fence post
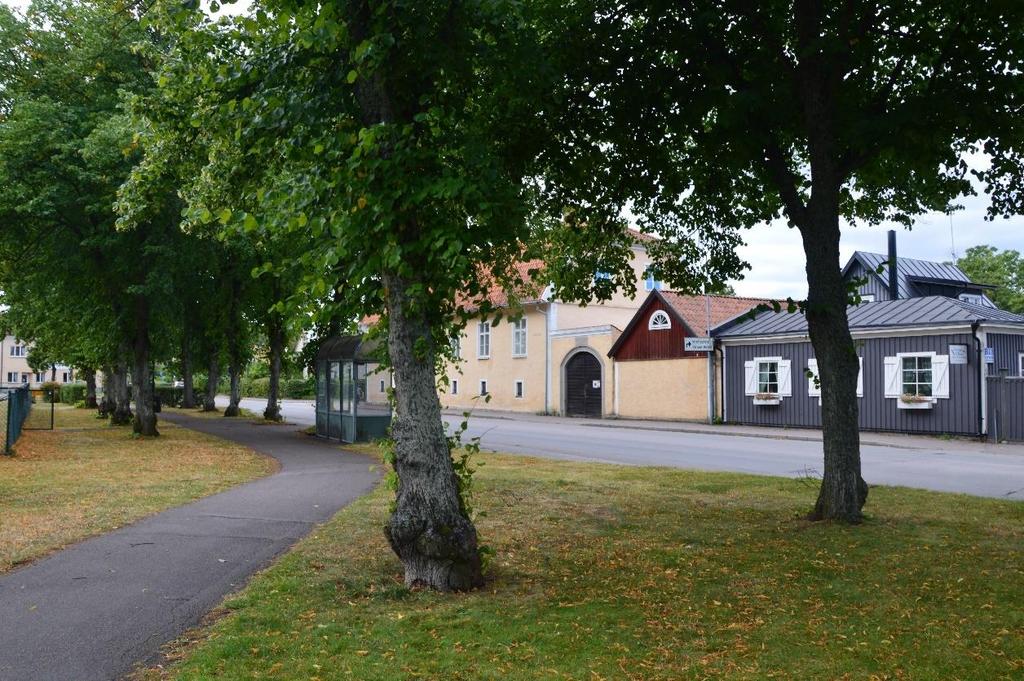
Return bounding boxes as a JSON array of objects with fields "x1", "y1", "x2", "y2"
[{"x1": 4, "y1": 390, "x2": 12, "y2": 456}]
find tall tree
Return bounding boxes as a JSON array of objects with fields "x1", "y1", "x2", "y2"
[
  {"x1": 957, "y1": 246, "x2": 1024, "y2": 314},
  {"x1": 547, "y1": 0, "x2": 1024, "y2": 521}
]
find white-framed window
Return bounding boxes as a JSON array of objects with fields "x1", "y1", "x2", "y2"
[
  {"x1": 6, "y1": 372, "x2": 15, "y2": 383},
  {"x1": 758, "y1": 360, "x2": 779, "y2": 394},
  {"x1": 861, "y1": 293, "x2": 876, "y2": 303},
  {"x1": 477, "y1": 322, "x2": 490, "y2": 359},
  {"x1": 450, "y1": 335, "x2": 461, "y2": 359},
  {"x1": 20, "y1": 373, "x2": 29, "y2": 384},
  {"x1": 883, "y1": 352, "x2": 950, "y2": 401},
  {"x1": 34, "y1": 372, "x2": 44, "y2": 383},
  {"x1": 479, "y1": 379, "x2": 488, "y2": 396},
  {"x1": 807, "y1": 358, "x2": 864, "y2": 398},
  {"x1": 902, "y1": 356, "x2": 932, "y2": 397},
  {"x1": 379, "y1": 379, "x2": 386, "y2": 393},
  {"x1": 643, "y1": 273, "x2": 664, "y2": 291},
  {"x1": 743, "y1": 357, "x2": 792, "y2": 397},
  {"x1": 514, "y1": 379, "x2": 524, "y2": 399},
  {"x1": 959, "y1": 293, "x2": 984, "y2": 306},
  {"x1": 648, "y1": 310, "x2": 672, "y2": 331},
  {"x1": 1019, "y1": 353, "x2": 1024, "y2": 377},
  {"x1": 452, "y1": 379, "x2": 459, "y2": 395},
  {"x1": 62, "y1": 372, "x2": 70, "y2": 383},
  {"x1": 512, "y1": 318, "x2": 527, "y2": 357},
  {"x1": 10, "y1": 344, "x2": 26, "y2": 357}
]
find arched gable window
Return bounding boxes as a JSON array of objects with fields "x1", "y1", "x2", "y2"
[{"x1": 648, "y1": 310, "x2": 672, "y2": 330}]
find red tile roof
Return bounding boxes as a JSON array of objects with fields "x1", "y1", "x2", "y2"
[{"x1": 658, "y1": 292, "x2": 775, "y2": 336}]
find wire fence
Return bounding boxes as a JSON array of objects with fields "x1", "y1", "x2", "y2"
[{"x1": 3, "y1": 386, "x2": 32, "y2": 454}]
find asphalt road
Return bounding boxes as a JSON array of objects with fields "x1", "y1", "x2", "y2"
[
  {"x1": 0, "y1": 415, "x2": 380, "y2": 681},
  {"x1": 232, "y1": 397, "x2": 1024, "y2": 501}
]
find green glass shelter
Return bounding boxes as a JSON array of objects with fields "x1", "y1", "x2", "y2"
[{"x1": 314, "y1": 335, "x2": 392, "y2": 443}]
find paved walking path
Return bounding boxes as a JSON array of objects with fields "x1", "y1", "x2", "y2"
[{"x1": 0, "y1": 414, "x2": 380, "y2": 681}]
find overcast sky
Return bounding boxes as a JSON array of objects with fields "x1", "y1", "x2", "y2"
[{"x1": 5, "y1": 0, "x2": 1022, "y2": 298}]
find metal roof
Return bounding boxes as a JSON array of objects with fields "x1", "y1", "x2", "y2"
[
  {"x1": 713, "y1": 295, "x2": 1024, "y2": 339},
  {"x1": 313, "y1": 335, "x2": 383, "y2": 362},
  {"x1": 847, "y1": 251, "x2": 980, "y2": 299}
]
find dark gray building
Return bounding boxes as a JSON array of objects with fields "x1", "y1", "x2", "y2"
[
  {"x1": 713, "y1": 296, "x2": 1024, "y2": 438},
  {"x1": 842, "y1": 231, "x2": 996, "y2": 306}
]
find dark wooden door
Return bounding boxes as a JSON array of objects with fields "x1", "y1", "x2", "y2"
[{"x1": 565, "y1": 352, "x2": 602, "y2": 418}]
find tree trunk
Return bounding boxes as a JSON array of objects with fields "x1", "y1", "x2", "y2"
[
  {"x1": 383, "y1": 271, "x2": 483, "y2": 591},
  {"x1": 98, "y1": 365, "x2": 113, "y2": 417},
  {"x1": 181, "y1": 332, "x2": 196, "y2": 409},
  {"x1": 799, "y1": 203, "x2": 868, "y2": 522},
  {"x1": 224, "y1": 363, "x2": 241, "y2": 417},
  {"x1": 110, "y1": 360, "x2": 133, "y2": 425},
  {"x1": 264, "y1": 314, "x2": 284, "y2": 422},
  {"x1": 50, "y1": 365, "x2": 56, "y2": 381},
  {"x1": 83, "y1": 368, "x2": 98, "y2": 409},
  {"x1": 131, "y1": 297, "x2": 159, "y2": 436},
  {"x1": 203, "y1": 356, "x2": 220, "y2": 412}
]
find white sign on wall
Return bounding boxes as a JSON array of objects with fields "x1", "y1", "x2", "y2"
[
  {"x1": 684, "y1": 338, "x2": 715, "y2": 352},
  {"x1": 949, "y1": 344, "x2": 968, "y2": 365},
  {"x1": 591, "y1": 380, "x2": 601, "y2": 389},
  {"x1": 984, "y1": 347, "x2": 995, "y2": 364}
]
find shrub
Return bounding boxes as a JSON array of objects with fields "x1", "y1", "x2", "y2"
[
  {"x1": 41, "y1": 381, "x2": 63, "y2": 402},
  {"x1": 154, "y1": 384, "x2": 184, "y2": 408},
  {"x1": 193, "y1": 376, "x2": 207, "y2": 394},
  {"x1": 241, "y1": 377, "x2": 271, "y2": 398},
  {"x1": 60, "y1": 382, "x2": 88, "y2": 404},
  {"x1": 283, "y1": 376, "x2": 315, "y2": 399}
]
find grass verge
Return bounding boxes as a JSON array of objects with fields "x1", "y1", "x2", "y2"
[
  {"x1": 134, "y1": 449, "x2": 1023, "y2": 680},
  {"x1": 0, "y1": 404, "x2": 275, "y2": 573}
]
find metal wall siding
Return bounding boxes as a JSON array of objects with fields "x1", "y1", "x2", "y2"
[
  {"x1": 987, "y1": 376, "x2": 1024, "y2": 441},
  {"x1": 988, "y1": 333, "x2": 1024, "y2": 377},
  {"x1": 848, "y1": 261, "x2": 892, "y2": 301},
  {"x1": 724, "y1": 333, "x2": 981, "y2": 435}
]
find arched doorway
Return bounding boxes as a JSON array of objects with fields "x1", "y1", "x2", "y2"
[{"x1": 564, "y1": 351, "x2": 603, "y2": 418}]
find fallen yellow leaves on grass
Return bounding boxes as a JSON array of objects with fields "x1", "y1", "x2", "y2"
[{"x1": 0, "y1": 405, "x2": 274, "y2": 572}]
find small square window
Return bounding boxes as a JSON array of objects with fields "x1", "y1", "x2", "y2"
[{"x1": 514, "y1": 380, "x2": 524, "y2": 399}]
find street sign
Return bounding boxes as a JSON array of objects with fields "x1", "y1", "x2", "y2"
[
  {"x1": 984, "y1": 347, "x2": 995, "y2": 364},
  {"x1": 684, "y1": 338, "x2": 715, "y2": 352}
]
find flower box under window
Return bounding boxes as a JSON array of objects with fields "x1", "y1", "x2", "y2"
[
  {"x1": 898, "y1": 393, "x2": 934, "y2": 410},
  {"x1": 753, "y1": 392, "x2": 781, "y2": 406}
]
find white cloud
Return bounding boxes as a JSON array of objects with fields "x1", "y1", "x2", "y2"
[{"x1": 731, "y1": 187, "x2": 1024, "y2": 299}]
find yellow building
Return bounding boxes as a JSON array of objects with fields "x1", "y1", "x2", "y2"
[
  {"x1": 440, "y1": 236, "x2": 658, "y2": 417},
  {"x1": 0, "y1": 335, "x2": 76, "y2": 389}
]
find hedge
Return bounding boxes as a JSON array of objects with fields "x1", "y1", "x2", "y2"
[
  {"x1": 41, "y1": 381, "x2": 63, "y2": 402},
  {"x1": 60, "y1": 382, "x2": 88, "y2": 404},
  {"x1": 155, "y1": 384, "x2": 184, "y2": 408}
]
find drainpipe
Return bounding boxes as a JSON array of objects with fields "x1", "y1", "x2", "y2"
[
  {"x1": 544, "y1": 301, "x2": 551, "y2": 414},
  {"x1": 972, "y1": 321, "x2": 985, "y2": 439}
]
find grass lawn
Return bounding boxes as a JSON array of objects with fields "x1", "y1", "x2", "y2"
[
  {"x1": 136, "y1": 449, "x2": 1024, "y2": 680},
  {"x1": 0, "y1": 403, "x2": 275, "y2": 573}
]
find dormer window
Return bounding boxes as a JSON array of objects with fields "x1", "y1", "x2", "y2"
[
  {"x1": 648, "y1": 310, "x2": 672, "y2": 330},
  {"x1": 958, "y1": 293, "x2": 984, "y2": 306}
]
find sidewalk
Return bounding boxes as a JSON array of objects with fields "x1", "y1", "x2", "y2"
[
  {"x1": 442, "y1": 407, "x2": 1024, "y2": 456},
  {"x1": 0, "y1": 414, "x2": 380, "y2": 681}
]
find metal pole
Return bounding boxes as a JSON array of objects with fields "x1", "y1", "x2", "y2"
[{"x1": 50, "y1": 388, "x2": 55, "y2": 430}]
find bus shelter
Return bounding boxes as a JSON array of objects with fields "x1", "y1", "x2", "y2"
[{"x1": 314, "y1": 336, "x2": 392, "y2": 443}]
